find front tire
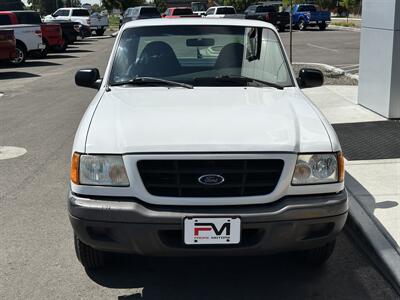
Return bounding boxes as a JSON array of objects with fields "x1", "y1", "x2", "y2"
[
  {"x1": 302, "y1": 239, "x2": 336, "y2": 265},
  {"x1": 96, "y1": 28, "x2": 105, "y2": 36},
  {"x1": 278, "y1": 25, "x2": 286, "y2": 32},
  {"x1": 299, "y1": 19, "x2": 307, "y2": 31},
  {"x1": 74, "y1": 235, "x2": 105, "y2": 269},
  {"x1": 10, "y1": 42, "x2": 26, "y2": 66}
]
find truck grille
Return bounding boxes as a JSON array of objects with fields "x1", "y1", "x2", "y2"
[{"x1": 137, "y1": 159, "x2": 284, "y2": 197}]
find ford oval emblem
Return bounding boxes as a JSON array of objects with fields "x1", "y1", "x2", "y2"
[{"x1": 198, "y1": 174, "x2": 225, "y2": 185}]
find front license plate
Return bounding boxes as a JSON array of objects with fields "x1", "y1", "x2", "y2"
[
  {"x1": 276, "y1": 21, "x2": 281, "y2": 24},
  {"x1": 184, "y1": 217, "x2": 241, "y2": 245}
]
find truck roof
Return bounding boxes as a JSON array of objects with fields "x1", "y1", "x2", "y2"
[{"x1": 122, "y1": 17, "x2": 277, "y2": 30}]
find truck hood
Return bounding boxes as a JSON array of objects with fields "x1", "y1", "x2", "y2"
[{"x1": 85, "y1": 87, "x2": 332, "y2": 154}]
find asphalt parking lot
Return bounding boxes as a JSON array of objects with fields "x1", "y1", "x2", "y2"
[
  {"x1": 0, "y1": 32, "x2": 398, "y2": 299},
  {"x1": 280, "y1": 28, "x2": 360, "y2": 73}
]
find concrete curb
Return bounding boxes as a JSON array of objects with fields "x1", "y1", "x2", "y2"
[
  {"x1": 292, "y1": 62, "x2": 359, "y2": 81},
  {"x1": 346, "y1": 189, "x2": 400, "y2": 295},
  {"x1": 329, "y1": 25, "x2": 361, "y2": 32}
]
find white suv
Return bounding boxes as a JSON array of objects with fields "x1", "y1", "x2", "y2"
[{"x1": 70, "y1": 18, "x2": 347, "y2": 269}]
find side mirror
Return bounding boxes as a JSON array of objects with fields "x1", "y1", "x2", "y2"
[
  {"x1": 161, "y1": 13, "x2": 166, "y2": 17},
  {"x1": 75, "y1": 68, "x2": 101, "y2": 89},
  {"x1": 297, "y1": 68, "x2": 324, "y2": 88}
]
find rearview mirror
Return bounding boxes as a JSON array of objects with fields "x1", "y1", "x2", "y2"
[
  {"x1": 297, "y1": 68, "x2": 324, "y2": 88},
  {"x1": 75, "y1": 68, "x2": 101, "y2": 89},
  {"x1": 186, "y1": 38, "x2": 215, "y2": 47}
]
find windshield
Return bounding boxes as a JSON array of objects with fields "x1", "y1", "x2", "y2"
[
  {"x1": 72, "y1": 9, "x2": 90, "y2": 16},
  {"x1": 257, "y1": 6, "x2": 276, "y2": 13},
  {"x1": 140, "y1": 7, "x2": 160, "y2": 16},
  {"x1": 14, "y1": 12, "x2": 42, "y2": 24},
  {"x1": 216, "y1": 7, "x2": 236, "y2": 15},
  {"x1": 298, "y1": 5, "x2": 317, "y2": 12},
  {"x1": 110, "y1": 25, "x2": 293, "y2": 88},
  {"x1": 173, "y1": 8, "x2": 193, "y2": 16}
]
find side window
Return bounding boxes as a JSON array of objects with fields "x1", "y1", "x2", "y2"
[
  {"x1": 165, "y1": 9, "x2": 170, "y2": 16},
  {"x1": 55, "y1": 10, "x2": 69, "y2": 17},
  {"x1": 0, "y1": 15, "x2": 12, "y2": 25},
  {"x1": 256, "y1": 6, "x2": 262, "y2": 13},
  {"x1": 206, "y1": 8, "x2": 215, "y2": 15}
]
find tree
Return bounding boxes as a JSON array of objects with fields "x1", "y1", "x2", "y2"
[
  {"x1": 282, "y1": 0, "x2": 306, "y2": 8},
  {"x1": 102, "y1": 0, "x2": 144, "y2": 11},
  {"x1": 91, "y1": 3, "x2": 103, "y2": 12},
  {"x1": 153, "y1": 0, "x2": 166, "y2": 12},
  {"x1": 0, "y1": 0, "x2": 24, "y2": 10}
]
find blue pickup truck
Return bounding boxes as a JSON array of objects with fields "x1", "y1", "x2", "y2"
[{"x1": 290, "y1": 4, "x2": 331, "y2": 31}]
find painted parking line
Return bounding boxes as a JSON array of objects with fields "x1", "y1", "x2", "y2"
[
  {"x1": 0, "y1": 146, "x2": 27, "y2": 160},
  {"x1": 336, "y1": 64, "x2": 360, "y2": 75},
  {"x1": 306, "y1": 43, "x2": 339, "y2": 53}
]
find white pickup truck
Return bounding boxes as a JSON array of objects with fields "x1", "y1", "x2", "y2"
[
  {"x1": 44, "y1": 8, "x2": 92, "y2": 37},
  {"x1": 205, "y1": 6, "x2": 237, "y2": 18},
  {"x1": 0, "y1": 24, "x2": 45, "y2": 65},
  {"x1": 89, "y1": 12, "x2": 108, "y2": 36},
  {"x1": 70, "y1": 18, "x2": 347, "y2": 270}
]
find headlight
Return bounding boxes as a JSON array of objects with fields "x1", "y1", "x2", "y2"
[
  {"x1": 70, "y1": 153, "x2": 130, "y2": 186},
  {"x1": 292, "y1": 153, "x2": 344, "y2": 185}
]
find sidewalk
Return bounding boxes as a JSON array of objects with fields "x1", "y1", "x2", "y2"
[{"x1": 305, "y1": 85, "x2": 400, "y2": 290}]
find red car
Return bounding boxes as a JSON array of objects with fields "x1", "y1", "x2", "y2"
[
  {"x1": 0, "y1": 29, "x2": 16, "y2": 62},
  {"x1": 0, "y1": 11, "x2": 65, "y2": 55},
  {"x1": 161, "y1": 7, "x2": 201, "y2": 18}
]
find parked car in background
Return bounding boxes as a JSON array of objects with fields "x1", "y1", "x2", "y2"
[
  {"x1": 44, "y1": 8, "x2": 91, "y2": 38},
  {"x1": 121, "y1": 6, "x2": 160, "y2": 26},
  {"x1": 0, "y1": 11, "x2": 64, "y2": 56},
  {"x1": 0, "y1": 24, "x2": 44, "y2": 65},
  {"x1": 0, "y1": 29, "x2": 16, "y2": 62},
  {"x1": 205, "y1": 6, "x2": 237, "y2": 18},
  {"x1": 244, "y1": 5, "x2": 290, "y2": 32},
  {"x1": 191, "y1": 2, "x2": 208, "y2": 15},
  {"x1": 90, "y1": 12, "x2": 108, "y2": 36},
  {"x1": 44, "y1": 20, "x2": 80, "y2": 51},
  {"x1": 290, "y1": 4, "x2": 330, "y2": 31},
  {"x1": 71, "y1": 18, "x2": 347, "y2": 270},
  {"x1": 162, "y1": 7, "x2": 200, "y2": 18}
]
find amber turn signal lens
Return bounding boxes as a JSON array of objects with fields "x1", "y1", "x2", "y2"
[
  {"x1": 338, "y1": 152, "x2": 345, "y2": 182},
  {"x1": 70, "y1": 152, "x2": 80, "y2": 184}
]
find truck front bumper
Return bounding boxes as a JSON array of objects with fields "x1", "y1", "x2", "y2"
[{"x1": 69, "y1": 190, "x2": 348, "y2": 256}]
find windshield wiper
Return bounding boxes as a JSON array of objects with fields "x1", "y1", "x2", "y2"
[
  {"x1": 110, "y1": 77, "x2": 193, "y2": 89},
  {"x1": 194, "y1": 75, "x2": 284, "y2": 90}
]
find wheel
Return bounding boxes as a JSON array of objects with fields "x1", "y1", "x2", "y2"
[
  {"x1": 302, "y1": 239, "x2": 336, "y2": 265},
  {"x1": 319, "y1": 23, "x2": 327, "y2": 31},
  {"x1": 278, "y1": 25, "x2": 286, "y2": 32},
  {"x1": 10, "y1": 42, "x2": 26, "y2": 66},
  {"x1": 74, "y1": 235, "x2": 105, "y2": 269},
  {"x1": 299, "y1": 19, "x2": 307, "y2": 31},
  {"x1": 96, "y1": 28, "x2": 105, "y2": 36}
]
